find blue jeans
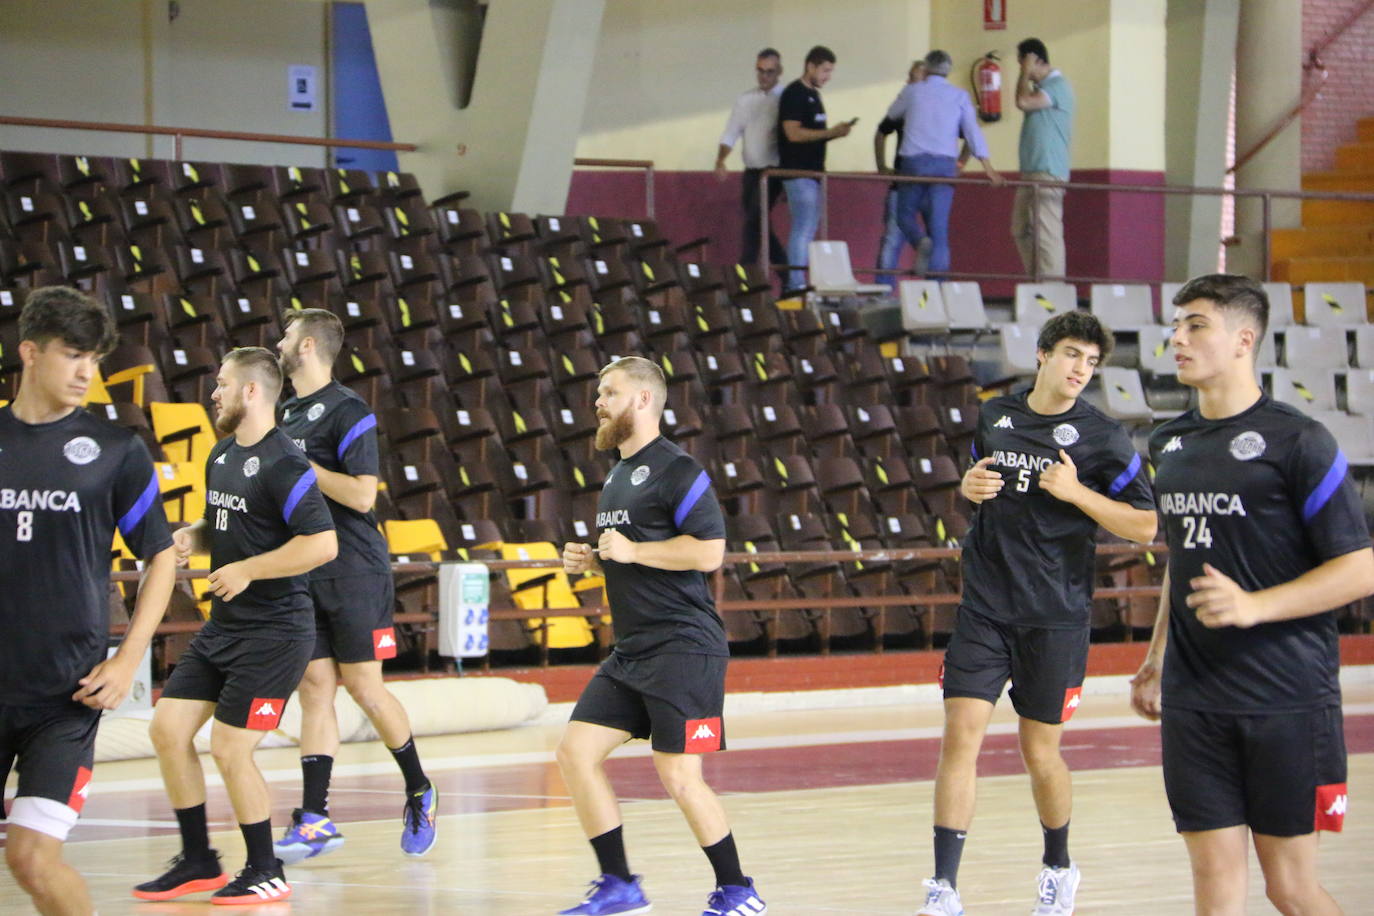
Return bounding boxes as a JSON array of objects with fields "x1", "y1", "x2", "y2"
[
  {"x1": 782, "y1": 177, "x2": 820, "y2": 290},
  {"x1": 896, "y1": 154, "x2": 958, "y2": 275},
  {"x1": 877, "y1": 186, "x2": 905, "y2": 289}
]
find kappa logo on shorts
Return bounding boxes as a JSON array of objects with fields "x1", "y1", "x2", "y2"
[
  {"x1": 684, "y1": 716, "x2": 722, "y2": 753},
  {"x1": 247, "y1": 697, "x2": 285, "y2": 731},
  {"x1": 1061, "y1": 686, "x2": 1083, "y2": 722},
  {"x1": 67, "y1": 766, "x2": 93, "y2": 813},
  {"x1": 1315, "y1": 782, "x2": 1348, "y2": 832},
  {"x1": 373, "y1": 627, "x2": 398, "y2": 660}
]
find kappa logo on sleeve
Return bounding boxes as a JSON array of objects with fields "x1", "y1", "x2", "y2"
[
  {"x1": 684, "y1": 716, "x2": 722, "y2": 753},
  {"x1": 246, "y1": 697, "x2": 286, "y2": 731},
  {"x1": 1315, "y1": 782, "x2": 1348, "y2": 832},
  {"x1": 373, "y1": 627, "x2": 398, "y2": 660},
  {"x1": 1061, "y1": 686, "x2": 1083, "y2": 722},
  {"x1": 67, "y1": 766, "x2": 93, "y2": 813}
]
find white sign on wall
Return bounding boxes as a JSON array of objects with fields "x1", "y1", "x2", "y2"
[{"x1": 288, "y1": 64, "x2": 317, "y2": 112}]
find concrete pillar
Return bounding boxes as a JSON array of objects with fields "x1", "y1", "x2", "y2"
[
  {"x1": 1232, "y1": 0, "x2": 1304, "y2": 279},
  {"x1": 1163, "y1": 0, "x2": 1240, "y2": 282},
  {"x1": 368, "y1": 0, "x2": 605, "y2": 212}
]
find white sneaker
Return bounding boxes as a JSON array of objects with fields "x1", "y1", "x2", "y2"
[
  {"x1": 916, "y1": 877, "x2": 964, "y2": 916},
  {"x1": 1031, "y1": 862, "x2": 1080, "y2": 915}
]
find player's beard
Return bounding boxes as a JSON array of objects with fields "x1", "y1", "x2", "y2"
[
  {"x1": 278, "y1": 343, "x2": 302, "y2": 378},
  {"x1": 215, "y1": 398, "x2": 245, "y2": 434},
  {"x1": 595, "y1": 407, "x2": 634, "y2": 451}
]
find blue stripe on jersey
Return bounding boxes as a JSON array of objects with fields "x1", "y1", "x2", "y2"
[
  {"x1": 283, "y1": 468, "x2": 318, "y2": 523},
  {"x1": 336, "y1": 413, "x2": 377, "y2": 461},
  {"x1": 1106, "y1": 453, "x2": 1142, "y2": 497},
  {"x1": 673, "y1": 470, "x2": 712, "y2": 529},
  {"x1": 1303, "y1": 450, "x2": 1348, "y2": 523},
  {"x1": 970, "y1": 441, "x2": 979, "y2": 460},
  {"x1": 117, "y1": 471, "x2": 160, "y2": 539}
]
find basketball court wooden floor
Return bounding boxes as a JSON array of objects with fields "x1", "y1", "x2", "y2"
[{"x1": 5, "y1": 685, "x2": 1373, "y2": 914}]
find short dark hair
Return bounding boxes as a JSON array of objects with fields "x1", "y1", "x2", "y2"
[
  {"x1": 1037, "y1": 311, "x2": 1114, "y2": 363},
  {"x1": 1017, "y1": 38, "x2": 1050, "y2": 64},
  {"x1": 804, "y1": 45, "x2": 836, "y2": 68},
  {"x1": 282, "y1": 307, "x2": 344, "y2": 364},
  {"x1": 757, "y1": 47, "x2": 780, "y2": 61},
  {"x1": 1172, "y1": 273, "x2": 1269, "y2": 341},
  {"x1": 223, "y1": 346, "x2": 283, "y2": 401},
  {"x1": 18, "y1": 286, "x2": 117, "y2": 356}
]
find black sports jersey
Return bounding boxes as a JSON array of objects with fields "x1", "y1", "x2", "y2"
[
  {"x1": 1149, "y1": 395, "x2": 1369, "y2": 713},
  {"x1": 963, "y1": 391, "x2": 1154, "y2": 628},
  {"x1": 0, "y1": 406, "x2": 172, "y2": 705},
  {"x1": 203, "y1": 427, "x2": 334, "y2": 639},
  {"x1": 595, "y1": 435, "x2": 728, "y2": 658},
  {"x1": 279, "y1": 380, "x2": 388, "y2": 578},
  {"x1": 777, "y1": 80, "x2": 829, "y2": 172}
]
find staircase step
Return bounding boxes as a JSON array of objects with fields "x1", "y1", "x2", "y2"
[
  {"x1": 1303, "y1": 198, "x2": 1374, "y2": 225},
  {"x1": 1303, "y1": 171, "x2": 1374, "y2": 193},
  {"x1": 1335, "y1": 143, "x2": 1374, "y2": 172},
  {"x1": 1359, "y1": 117, "x2": 1374, "y2": 142},
  {"x1": 1271, "y1": 224, "x2": 1374, "y2": 259}
]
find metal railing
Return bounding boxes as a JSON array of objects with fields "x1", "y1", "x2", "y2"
[
  {"x1": 760, "y1": 167, "x2": 1374, "y2": 284},
  {"x1": 0, "y1": 114, "x2": 417, "y2": 163},
  {"x1": 572, "y1": 157, "x2": 656, "y2": 219}
]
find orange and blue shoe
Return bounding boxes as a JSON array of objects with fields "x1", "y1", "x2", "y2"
[
  {"x1": 401, "y1": 783, "x2": 438, "y2": 856},
  {"x1": 274, "y1": 808, "x2": 345, "y2": 864},
  {"x1": 210, "y1": 859, "x2": 292, "y2": 905},
  {"x1": 132, "y1": 850, "x2": 229, "y2": 900}
]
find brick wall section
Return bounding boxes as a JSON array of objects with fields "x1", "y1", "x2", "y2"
[{"x1": 1302, "y1": 0, "x2": 1374, "y2": 172}]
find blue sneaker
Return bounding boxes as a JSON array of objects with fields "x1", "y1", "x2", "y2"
[
  {"x1": 558, "y1": 874, "x2": 652, "y2": 915},
  {"x1": 274, "y1": 809, "x2": 345, "y2": 865},
  {"x1": 401, "y1": 784, "x2": 438, "y2": 856},
  {"x1": 703, "y1": 877, "x2": 767, "y2": 915}
]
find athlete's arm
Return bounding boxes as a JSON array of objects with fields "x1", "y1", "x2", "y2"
[
  {"x1": 73, "y1": 544, "x2": 177, "y2": 710},
  {"x1": 598, "y1": 529, "x2": 725, "y2": 573},
  {"x1": 1039, "y1": 449, "x2": 1157, "y2": 543},
  {"x1": 782, "y1": 120, "x2": 852, "y2": 143},
  {"x1": 309, "y1": 461, "x2": 378, "y2": 514},
  {"x1": 1130, "y1": 567, "x2": 1170, "y2": 721},
  {"x1": 1187, "y1": 548, "x2": 1374, "y2": 629},
  {"x1": 207, "y1": 530, "x2": 338, "y2": 601},
  {"x1": 961, "y1": 457, "x2": 1003, "y2": 503},
  {"x1": 563, "y1": 541, "x2": 603, "y2": 576},
  {"x1": 172, "y1": 519, "x2": 210, "y2": 564},
  {"x1": 1015, "y1": 64, "x2": 1053, "y2": 111}
]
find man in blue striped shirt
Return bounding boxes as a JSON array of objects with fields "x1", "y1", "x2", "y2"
[{"x1": 885, "y1": 49, "x2": 1004, "y2": 277}]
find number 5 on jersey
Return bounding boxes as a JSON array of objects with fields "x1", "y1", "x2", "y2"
[{"x1": 1181, "y1": 515, "x2": 1212, "y2": 549}]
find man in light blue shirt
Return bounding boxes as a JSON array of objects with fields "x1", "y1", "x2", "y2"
[
  {"x1": 1012, "y1": 37, "x2": 1075, "y2": 279},
  {"x1": 885, "y1": 50, "x2": 1003, "y2": 276}
]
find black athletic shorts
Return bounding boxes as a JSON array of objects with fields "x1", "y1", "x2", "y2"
[
  {"x1": 940, "y1": 605, "x2": 1090, "y2": 724},
  {"x1": 1161, "y1": 705, "x2": 1348, "y2": 836},
  {"x1": 571, "y1": 652, "x2": 728, "y2": 754},
  {"x1": 161, "y1": 630, "x2": 313, "y2": 731},
  {"x1": 309, "y1": 574, "x2": 397, "y2": 664},
  {"x1": 0, "y1": 702, "x2": 99, "y2": 816}
]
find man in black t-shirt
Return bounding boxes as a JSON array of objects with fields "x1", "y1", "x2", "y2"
[
  {"x1": 874, "y1": 59, "x2": 926, "y2": 287},
  {"x1": 777, "y1": 44, "x2": 855, "y2": 291},
  {"x1": 275, "y1": 309, "x2": 436, "y2": 862},
  {"x1": 555, "y1": 357, "x2": 765, "y2": 916},
  {"x1": 1, "y1": 288, "x2": 176, "y2": 916},
  {"x1": 918, "y1": 312, "x2": 1157, "y2": 916},
  {"x1": 1132, "y1": 275, "x2": 1374, "y2": 915},
  {"x1": 135, "y1": 348, "x2": 336, "y2": 906}
]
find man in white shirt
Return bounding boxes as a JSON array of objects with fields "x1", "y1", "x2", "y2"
[{"x1": 715, "y1": 48, "x2": 785, "y2": 267}]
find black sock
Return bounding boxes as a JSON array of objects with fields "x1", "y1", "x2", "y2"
[
  {"x1": 301, "y1": 754, "x2": 333, "y2": 815},
  {"x1": 175, "y1": 804, "x2": 211, "y2": 859},
  {"x1": 589, "y1": 825, "x2": 632, "y2": 882},
  {"x1": 240, "y1": 819, "x2": 276, "y2": 871},
  {"x1": 1042, "y1": 820, "x2": 1070, "y2": 869},
  {"x1": 933, "y1": 825, "x2": 967, "y2": 889},
  {"x1": 388, "y1": 737, "x2": 430, "y2": 796},
  {"x1": 702, "y1": 833, "x2": 747, "y2": 888}
]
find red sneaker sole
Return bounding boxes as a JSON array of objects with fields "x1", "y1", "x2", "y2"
[{"x1": 132, "y1": 874, "x2": 229, "y2": 900}]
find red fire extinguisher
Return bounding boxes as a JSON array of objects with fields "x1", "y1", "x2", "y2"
[{"x1": 971, "y1": 51, "x2": 1002, "y2": 123}]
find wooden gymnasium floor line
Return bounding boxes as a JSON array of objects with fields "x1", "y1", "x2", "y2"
[{"x1": 4, "y1": 687, "x2": 1374, "y2": 914}]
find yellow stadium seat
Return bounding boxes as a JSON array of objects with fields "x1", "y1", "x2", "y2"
[
  {"x1": 155, "y1": 462, "x2": 205, "y2": 523},
  {"x1": 501, "y1": 541, "x2": 593, "y2": 649},
  {"x1": 103, "y1": 362, "x2": 157, "y2": 407},
  {"x1": 188, "y1": 552, "x2": 212, "y2": 619},
  {"x1": 150, "y1": 401, "x2": 217, "y2": 464},
  {"x1": 383, "y1": 518, "x2": 448, "y2": 559},
  {"x1": 82, "y1": 371, "x2": 112, "y2": 405}
]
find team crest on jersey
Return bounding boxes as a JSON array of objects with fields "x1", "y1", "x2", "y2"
[
  {"x1": 307, "y1": 402, "x2": 326, "y2": 422},
  {"x1": 1229, "y1": 431, "x2": 1266, "y2": 461},
  {"x1": 63, "y1": 436, "x2": 101, "y2": 465},
  {"x1": 993, "y1": 415, "x2": 1014, "y2": 429},
  {"x1": 630, "y1": 465, "x2": 651, "y2": 486},
  {"x1": 1163, "y1": 436, "x2": 1183, "y2": 453},
  {"x1": 243, "y1": 456, "x2": 260, "y2": 477},
  {"x1": 1052, "y1": 423, "x2": 1079, "y2": 447}
]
